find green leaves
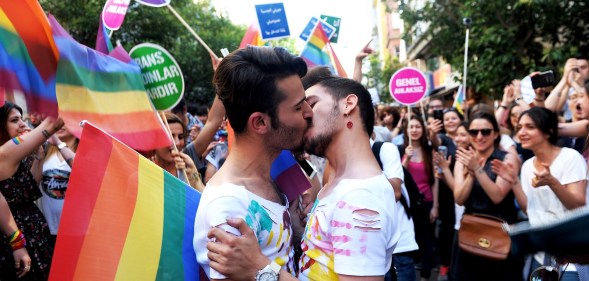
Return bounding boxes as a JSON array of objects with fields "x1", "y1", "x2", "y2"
[{"x1": 400, "y1": 0, "x2": 588, "y2": 99}]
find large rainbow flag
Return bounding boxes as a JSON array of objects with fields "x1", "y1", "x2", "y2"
[
  {"x1": 0, "y1": 0, "x2": 59, "y2": 115},
  {"x1": 299, "y1": 21, "x2": 347, "y2": 77},
  {"x1": 48, "y1": 15, "x2": 171, "y2": 151},
  {"x1": 49, "y1": 122, "x2": 201, "y2": 281}
]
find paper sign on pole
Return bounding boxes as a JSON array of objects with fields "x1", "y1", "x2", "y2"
[
  {"x1": 389, "y1": 67, "x2": 428, "y2": 105},
  {"x1": 299, "y1": 17, "x2": 336, "y2": 41},
  {"x1": 320, "y1": 15, "x2": 341, "y2": 43},
  {"x1": 255, "y1": 3, "x2": 290, "y2": 40},
  {"x1": 135, "y1": 0, "x2": 170, "y2": 7},
  {"x1": 102, "y1": 0, "x2": 131, "y2": 30},
  {"x1": 129, "y1": 43, "x2": 185, "y2": 111}
]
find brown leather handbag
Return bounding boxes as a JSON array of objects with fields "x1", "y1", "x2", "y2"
[{"x1": 458, "y1": 213, "x2": 511, "y2": 260}]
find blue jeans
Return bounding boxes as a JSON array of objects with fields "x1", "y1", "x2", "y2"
[{"x1": 385, "y1": 253, "x2": 416, "y2": 281}]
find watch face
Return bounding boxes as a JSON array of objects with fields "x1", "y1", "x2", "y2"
[{"x1": 257, "y1": 271, "x2": 278, "y2": 281}]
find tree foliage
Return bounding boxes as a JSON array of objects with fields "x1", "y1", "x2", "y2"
[
  {"x1": 400, "y1": 0, "x2": 589, "y2": 99},
  {"x1": 40, "y1": 0, "x2": 245, "y2": 105},
  {"x1": 365, "y1": 53, "x2": 404, "y2": 104}
]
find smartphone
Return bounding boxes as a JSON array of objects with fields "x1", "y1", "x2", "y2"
[
  {"x1": 433, "y1": 109, "x2": 444, "y2": 122},
  {"x1": 437, "y1": 145, "x2": 448, "y2": 173},
  {"x1": 531, "y1": 70, "x2": 555, "y2": 89},
  {"x1": 297, "y1": 158, "x2": 317, "y2": 179}
]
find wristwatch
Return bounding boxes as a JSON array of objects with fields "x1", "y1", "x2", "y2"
[
  {"x1": 57, "y1": 142, "x2": 67, "y2": 150},
  {"x1": 255, "y1": 261, "x2": 280, "y2": 281}
]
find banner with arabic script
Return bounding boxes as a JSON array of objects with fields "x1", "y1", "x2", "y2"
[{"x1": 255, "y1": 3, "x2": 290, "y2": 40}]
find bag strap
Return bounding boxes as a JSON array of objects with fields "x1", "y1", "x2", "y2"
[{"x1": 371, "y1": 142, "x2": 411, "y2": 220}]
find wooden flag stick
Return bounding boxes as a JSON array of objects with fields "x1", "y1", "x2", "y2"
[
  {"x1": 166, "y1": 5, "x2": 219, "y2": 60},
  {"x1": 158, "y1": 111, "x2": 190, "y2": 185}
]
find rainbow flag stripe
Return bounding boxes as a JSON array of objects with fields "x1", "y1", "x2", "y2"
[
  {"x1": 239, "y1": 23, "x2": 265, "y2": 48},
  {"x1": 453, "y1": 85, "x2": 465, "y2": 115},
  {"x1": 0, "y1": 0, "x2": 59, "y2": 116},
  {"x1": 270, "y1": 150, "x2": 312, "y2": 202},
  {"x1": 299, "y1": 22, "x2": 347, "y2": 77},
  {"x1": 49, "y1": 123, "x2": 200, "y2": 281},
  {"x1": 48, "y1": 15, "x2": 171, "y2": 151}
]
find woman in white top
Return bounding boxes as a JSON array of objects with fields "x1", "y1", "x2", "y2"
[
  {"x1": 36, "y1": 126, "x2": 77, "y2": 247},
  {"x1": 493, "y1": 107, "x2": 587, "y2": 281}
]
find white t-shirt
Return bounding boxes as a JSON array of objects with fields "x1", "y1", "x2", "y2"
[
  {"x1": 521, "y1": 147, "x2": 588, "y2": 226},
  {"x1": 38, "y1": 153, "x2": 70, "y2": 235},
  {"x1": 193, "y1": 183, "x2": 294, "y2": 279},
  {"x1": 500, "y1": 134, "x2": 516, "y2": 152},
  {"x1": 297, "y1": 174, "x2": 397, "y2": 279},
  {"x1": 370, "y1": 140, "x2": 414, "y2": 254},
  {"x1": 520, "y1": 147, "x2": 588, "y2": 268}
]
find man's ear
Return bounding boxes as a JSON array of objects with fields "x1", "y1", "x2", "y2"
[
  {"x1": 343, "y1": 94, "x2": 359, "y2": 115},
  {"x1": 248, "y1": 112, "x2": 271, "y2": 134}
]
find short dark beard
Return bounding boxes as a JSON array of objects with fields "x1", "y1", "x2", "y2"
[{"x1": 304, "y1": 131, "x2": 331, "y2": 157}]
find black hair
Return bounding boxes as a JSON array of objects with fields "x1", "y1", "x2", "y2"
[
  {"x1": 0, "y1": 101, "x2": 23, "y2": 144},
  {"x1": 468, "y1": 111, "x2": 501, "y2": 147},
  {"x1": 213, "y1": 46, "x2": 307, "y2": 134},
  {"x1": 315, "y1": 77, "x2": 375, "y2": 136},
  {"x1": 519, "y1": 107, "x2": 558, "y2": 145}
]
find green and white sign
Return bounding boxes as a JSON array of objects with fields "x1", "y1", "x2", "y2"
[
  {"x1": 129, "y1": 43, "x2": 184, "y2": 111},
  {"x1": 320, "y1": 15, "x2": 341, "y2": 43}
]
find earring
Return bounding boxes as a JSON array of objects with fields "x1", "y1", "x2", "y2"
[{"x1": 345, "y1": 113, "x2": 353, "y2": 129}]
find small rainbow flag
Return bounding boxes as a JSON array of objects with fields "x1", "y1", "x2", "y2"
[
  {"x1": 239, "y1": 23, "x2": 265, "y2": 48},
  {"x1": 271, "y1": 150, "x2": 312, "y2": 202},
  {"x1": 299, "y1": 21, "x2": 347, "y2": 77},
  {"x1": 49, "y1": 122, "x2": 201, "y2": 281},
  {"x1": 48, "y1": 15, "x2": 172, "y2": 151},
  {"x1": 0, "y1": 0, "x2": 60, "y2": 116},
  {"x1": 453, "y1": 85, "x2": 465, "y2": 115}
]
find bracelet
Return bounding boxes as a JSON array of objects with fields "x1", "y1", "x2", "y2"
[
  {"x1": 11, "y1": 136, "x2": 23, "y2": 145},
  {"x1": 41, "y1": 129, "x2": 50, "y2": 139},
  {"x1": 7, "y1": 230, "x2": 26, "y2": 252},
  {"x1": 515, "y1": 97, "x2": 524, "y2": 102},
  {"x1": 476, "y1": 167, "x2": 485, "y2": 175},
  {"x1": 499, "y1": 105, "x2": 507, "y2": 109}
]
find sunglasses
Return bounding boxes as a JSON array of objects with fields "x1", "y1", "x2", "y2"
[{"x1": 468, "y1": 128, "x2": 493, "y2": 137}]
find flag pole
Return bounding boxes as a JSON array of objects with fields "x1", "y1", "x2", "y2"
[
  {"x1": 166, "y1": 5, "x2": 219, "y2": 60},
  {"x1": 407, "y1": 105, "x2": 412, "y2": 147},
  {"x1": 462, "y1": 18, "x2": 471, "y2": 109},
  {"x1": 158, "y1": 111, "x2": 204, "y2": 191}
]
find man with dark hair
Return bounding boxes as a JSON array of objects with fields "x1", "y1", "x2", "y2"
[
  {"x1": 205, "y1": 76, "x2": 399, "y2": 281},
  {"x1": 193, "y1": 46, "x2": 313, "y2": 280}
]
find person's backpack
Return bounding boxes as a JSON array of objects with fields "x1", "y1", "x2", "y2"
[{"x1": 371, "y1": 141, "x2": 425, "y2": 221}]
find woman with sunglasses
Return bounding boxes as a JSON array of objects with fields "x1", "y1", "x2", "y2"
[
  {"x1": 452, "y1": 111, "x2": 522, "y2": 281},
  {"x1": 493, "y1": 107, "x2": 587, "y2": 281},
  {"x1": 402, "y1": 115, "x2": 438, "y2": 281}
]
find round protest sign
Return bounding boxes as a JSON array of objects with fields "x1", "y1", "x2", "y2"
[
  {"x1": 129, "y1": 43, "x2": 184, "y2": 111},
  {"x1": 102, "y1": 0, "x2": 130, "y2": 30},
  {"x1": 389, "y1": 67, "x2": 428, "y2": 105},
  {"x1": 135, "y1": 0, "x2": 170, "y2": 7}
]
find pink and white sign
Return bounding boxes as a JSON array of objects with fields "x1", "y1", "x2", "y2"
[
  {"x1": 389, "y1": 67, "x2": 428, "y2": 105},
  {"x1": 102, "y1": 0, "x2": 131, "y2": 30}
]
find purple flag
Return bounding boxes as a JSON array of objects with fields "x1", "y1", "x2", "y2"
[{"x1": 135, "y1": 0, "x2": 170, "y2": 7}]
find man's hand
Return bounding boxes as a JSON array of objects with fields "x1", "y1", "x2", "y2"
[{"x1": 207, "y1": 218, "x2": 269, "y2": 281}]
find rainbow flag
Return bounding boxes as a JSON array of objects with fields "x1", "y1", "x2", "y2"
[
  {"x1": 95, "y1": 15, "x2": 114, "y2": 54},
  {"x1": 453, "y1": 85, "x2": 465, "y2": 115},
  {"x1": 239, "y1": 23, "x2": 265, "y2": 48},
  {"x1": 48, "y1": 15, "x2": 172, "y2": 151},
  {"x1": 299, "y1": 22, "x2": 347, "y2": 77},
  {"x1": 271, "y1": 150, "x2": 312, "y2": 202},
  {"x1": 0, "y1": 0, "x2": 59, "y2": 116},
  {"x1": 49, "y1": 122, "x2": 201, "y2": 281}
]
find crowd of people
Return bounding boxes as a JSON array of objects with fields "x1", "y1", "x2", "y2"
[{"x1": 0, "y1": 45, "x2": 588, "y2": 281}]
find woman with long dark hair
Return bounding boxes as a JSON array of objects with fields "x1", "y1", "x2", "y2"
[
  {"x1": 0, "y1": 102, "x2": 61, "y2": 280},
  {"x1": 452, "y1": 111, "x2": 522, "y2": 280},
  {"x1": 494, "y1": 107, "x2": 587, "y2": 280},
  {"x1": 401, "y1": 115, "x2": 438, "y2": 281}
]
